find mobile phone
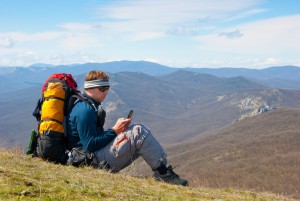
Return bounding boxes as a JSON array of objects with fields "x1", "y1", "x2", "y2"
[{"x1": 127, "y1": 110, "x2": 134, "y2": 119}]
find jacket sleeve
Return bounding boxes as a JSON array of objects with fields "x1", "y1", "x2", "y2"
[{"x1": 75, "y1": 102, "x2": 116, "y2": 152}]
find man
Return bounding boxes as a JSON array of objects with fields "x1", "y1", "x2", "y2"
[{"x1": 67, "y1": 70, "x2": 188, "y2": 186}]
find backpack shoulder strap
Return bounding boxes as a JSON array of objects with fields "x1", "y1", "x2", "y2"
[
  {"x1": 32, "y1": 98, "x2": 43, "y2": 121},
  {"x1": 68, "y1": 92, "x2": 98, "y2": 114},
  {"x1": 68, "y1": 92, "x2": 106, "y2": 130}
]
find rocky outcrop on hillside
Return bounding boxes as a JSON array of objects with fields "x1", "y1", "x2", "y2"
[{"x1": 237, "y1": 96, "x2": 275, "y2": 120}]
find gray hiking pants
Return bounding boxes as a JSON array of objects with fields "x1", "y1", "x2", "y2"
[{"x1": 95, "y1": 123, "x2": 167, "y2": 173}]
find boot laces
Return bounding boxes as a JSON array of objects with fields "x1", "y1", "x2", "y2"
[{"x1": 167, "y1": 165, "x2": 179, "y2": 178}]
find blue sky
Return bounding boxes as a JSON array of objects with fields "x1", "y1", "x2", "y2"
[{"x1": 0, "y1": 0, "x2": 299, "y2": 68}]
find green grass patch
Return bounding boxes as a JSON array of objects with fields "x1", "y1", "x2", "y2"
[{"x1": 0, "y1": 149, "x2": 295, "y2": 201}]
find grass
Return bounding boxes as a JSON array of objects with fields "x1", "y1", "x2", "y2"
[{"x1": 0, "y1": 148, "x2": 295, "y2": 201}]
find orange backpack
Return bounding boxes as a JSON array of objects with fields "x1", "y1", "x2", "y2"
[{"x1": 30, "y1": 73, "x2": 78, "y2": 164}]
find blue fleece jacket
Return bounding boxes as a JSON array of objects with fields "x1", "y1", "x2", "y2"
[{"x1": 67, "y1": 93, "x2": 116, "y2": 152}]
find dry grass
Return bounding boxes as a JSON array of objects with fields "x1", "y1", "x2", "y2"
[
  {"x1": 0, "y1": 148, "x2": 294, "y2": 201},
  {"x1": 166, "y1": 108, "x2": 300, "y2": 200}
]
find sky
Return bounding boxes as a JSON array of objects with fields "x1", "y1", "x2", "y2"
[{"x1": 0, "y1": 0, "x2": 299, "y2": 69}]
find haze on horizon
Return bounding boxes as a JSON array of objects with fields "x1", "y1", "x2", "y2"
[{"x1": 0, "y1": 0, "x2": 299, "y2": 69}]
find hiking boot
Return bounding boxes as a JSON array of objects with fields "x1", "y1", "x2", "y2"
[{"x1": 153, "y1": 165, "x2": 188, "y2": 186}]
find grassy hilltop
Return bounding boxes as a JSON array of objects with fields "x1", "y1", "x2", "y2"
[{"x1": 0, "y1": 149, "x2": 295, "y2": 201}]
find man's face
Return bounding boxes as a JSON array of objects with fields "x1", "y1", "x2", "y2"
[{"x1": 94, "y1": 86, "x2": 110, "y2": 102}]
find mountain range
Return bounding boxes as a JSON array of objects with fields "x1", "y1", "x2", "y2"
[
  {"x1": 1, "y1": 61, "x2": 300, "y2": 199},
  {"x1": 0, "y1": 61, "x2": 300, "y2": 94},
  {"x1": 1, "y1": 61, "x2": 300, "y2": 148}
]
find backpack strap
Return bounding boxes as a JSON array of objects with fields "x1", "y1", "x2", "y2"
[
  {"x1": 68, "y1": 92, "x2": 98, "y2": 114},
  {"x1": 68, "y1": 92, "x2": 106, "y2": 129},
  {"x1": 32, "y1": 98, "x2": 43, "y2": 121}
]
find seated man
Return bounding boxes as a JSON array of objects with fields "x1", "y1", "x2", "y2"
[{"x1": 67, "y1": 70, "x2": 188, "y2": 186}]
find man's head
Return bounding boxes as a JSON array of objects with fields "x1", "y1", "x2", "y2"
[{"x1": 84, "y1": 70, "x2": 110, "y2": 103}]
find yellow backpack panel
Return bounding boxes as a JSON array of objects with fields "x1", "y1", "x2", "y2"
[{"x1": 39, "y1": 82, "x2": 66, "y2": 135}]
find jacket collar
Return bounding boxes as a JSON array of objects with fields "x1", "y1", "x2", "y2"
[{"x1": 82, "y1": 92, "x2": 101, "y2": 108}]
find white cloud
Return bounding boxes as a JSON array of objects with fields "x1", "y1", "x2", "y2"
[
  {"x1": 263, "y1": 57, "x2": 280, "y2": 65},
  {"x1": 59, "y1": 23, "x2": 100, "y2": 31},
  {"x1": 1, "y1": 0, "x2": 299, "y2": 68},
  {"x1": 219, "y1": 29, "x2": 244, "y2": 39},
  {"x1": 0, "y1": 50, "x2": 41, "y2": 66},
  {"x1": 143, "y1": 58, "x2": 161, "y2": 63},
  {"x1": 2, "y1": 32, "x2": 63, "y2": 42},
  {"x1": 225, "y1": 8, "x2": 267, "y2": 21},
  {"x1": 59, "y1": 32, "x2": 99, "y2": 50},
  {"x1": 0, "y1": 36, "x2": 14, "y2": 48},
  {"x1": 195, "y1": 14, "x2": 300, "y2": 58},
  {"x1": 0, "y1": 30, "x2": 103, "y2": 53},
  {"x1": 95, "y1": 0, "x2": 264, "y2": 39},
  {"x1": 99, "y1": 0, "x2": 261, "y2": 22},
  {"x1": 132, "y1": 31, "x2": 165, "y2": 41}
]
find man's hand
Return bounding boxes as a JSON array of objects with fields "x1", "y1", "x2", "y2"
[{"x1": 112, "y1": 118, "x2": 131, "y2": 134}]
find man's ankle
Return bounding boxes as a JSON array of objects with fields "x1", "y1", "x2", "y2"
[{"x1": 155, "y1": 164, "x2": 168, "y2": 175}]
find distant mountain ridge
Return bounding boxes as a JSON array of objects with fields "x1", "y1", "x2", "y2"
[
  {"x1": 188, "y1": 66, "x2": 300, "y2": 90},
  {"x1": 187, "y1": 65, "x2": 300, "y2": 80},
  {"x1": 1, "y1": 69, "x2": 300, "y2": 148},
  {"x1": 0, "y1": 61, "x2": 299, "y2": 94}
]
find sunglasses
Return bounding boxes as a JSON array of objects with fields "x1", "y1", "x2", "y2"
[{"x1": 96, "y1": 86, "x2": 110, "y2": 92}]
